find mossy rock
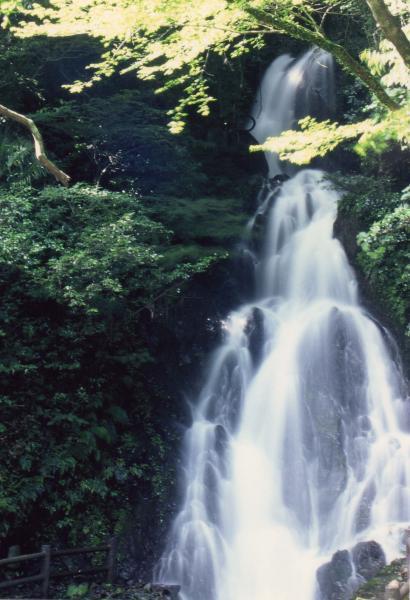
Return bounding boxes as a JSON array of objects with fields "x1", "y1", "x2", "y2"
[{"x1": 352, "y1": 559, "x2": 406, "y2": 599}]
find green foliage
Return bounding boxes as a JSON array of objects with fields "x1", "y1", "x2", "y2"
[
  {"x1": 13, "y1": 0, "x2": 407, "y2": 131},
  {"x1": 0, "y1": 18, "x2": 256, "y2": 551},
  {"x1": 0, "y1": 185, "x2": 169, "y2": 310},
  {"x1": 0, "y1": 1, "x2": 25, "y2": 28},
  {"x1": 0, "y1": 183, "x2": 224, "y2": 546},
  {"x1": 251, "y1": 105, "x2": 410, "y2": 165},
  {"x1": 14, "y1": 0, "x2": 254, "y2": 132},
  {"x1": 145, "y1": 195, "x2": 248, "y2": 246},
  {"x1": 358, "y1": 203, "x2": 410, "y2": 335},
  {"x1": 66, "y1": 583, "x2": 89, "y2": 599},
  {"x1": 353, "y1": 105, "x2": 410, "y2": 158},
  {"x1": 6, "y1": 0, "x2": 408, "y2": 170},
  {"x1": 0, "y1": 129, "x2": 44, "y2": 185},
  {"x1": 335, "y1": 173, "x2": 409, "y2": 342},
  {"x1": 251, "y1": 117, "x2": 372, "y2": 164},
  {"x1": 361, "y1": 0, "x2": 410, "y2": 92},
  {"x1": 33, "y1": 90, "x2": 207, "y2": 194},
  {"x1": 0, "y1": 32, "x2": 42, "y2": 109},
  {"x1": 352, "y1": 559, "x2": 406, "y2": 600},
  {"x1": 333, "y1": 173, "x2": 403, "y2": 227}
]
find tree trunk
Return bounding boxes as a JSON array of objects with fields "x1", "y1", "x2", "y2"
[
  {"x1": 245, "y1": 7, "x2": 400, "y2": 112},
  {"x1": 0, "y1": 103, "x2": 70, "y2": 186},
  {"x1": 366, "y1": 0, "x2": 410, "y2": 69}
]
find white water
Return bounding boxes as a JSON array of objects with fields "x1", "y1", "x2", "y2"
[
  {"x1": 250, "y1": 47, "x2": 334, "y2": 174},
  {"x1": 156, "y1": 49, "x2": 410, "y2": 600}
]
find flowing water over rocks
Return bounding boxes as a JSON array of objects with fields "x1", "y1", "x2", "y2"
[{"x1": 155, "y1": 49, "x2": 410, "y2": 600}]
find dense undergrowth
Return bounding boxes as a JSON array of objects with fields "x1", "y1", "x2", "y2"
[
  {"x1": 0, "y1": 183, "x2": 228, "y2": 547},
  {"x1": 334, "y1": 174, "x2": 410, "y2": 361}
]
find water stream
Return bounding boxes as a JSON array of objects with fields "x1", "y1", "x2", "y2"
[{"x1": 155, "y1": 48, "x2": 410, "y2": 600}]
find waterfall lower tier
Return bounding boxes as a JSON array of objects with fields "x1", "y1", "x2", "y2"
[{"x1": 155, "y1": 51, "x2": 410, "y2": 600}]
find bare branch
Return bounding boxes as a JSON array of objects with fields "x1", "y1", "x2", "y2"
[{"x1": 0, "y1": 103, "x2": 70, "y2": 186}]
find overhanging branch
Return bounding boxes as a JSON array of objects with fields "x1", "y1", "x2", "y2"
[
  {"x1": 0, "y1": 103, "x2": 70, "y2": 186},
  {"x1": 245, "y1": 7, "x2": 400, "y2": 112}
]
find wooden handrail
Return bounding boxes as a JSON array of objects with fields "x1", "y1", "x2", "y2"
[
  {"x1": 0, "y1": 536, "x2": 118, "y2": 597},
  {"x1": 0, "y1": 573, "x2": 44, "y2": 590},
  {"x1": 51, "y1": 545, "x2": 109, "y2": 557},
  {"x1": 0, "y1": 551, "x2": 45, "y2": 566}
]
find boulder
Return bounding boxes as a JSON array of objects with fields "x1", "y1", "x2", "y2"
[
  {"x1": 352, "y1": 540, "x2": 386, "y2": 581},
  {"x1": 317, "y1": 549, "x2": 353, "y2": 600}
]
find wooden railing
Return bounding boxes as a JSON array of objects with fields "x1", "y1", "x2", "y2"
[{"x1": 0, "y1": 536, "x2": 118, "y2": 598}]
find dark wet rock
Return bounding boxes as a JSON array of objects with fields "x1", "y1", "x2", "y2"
[
  {"x1": 318, "y1": 542, "x2": 387, "y2": 600},
  {"x1": 333, "y1": 213, "x2": 360, "y2": 262},
  {"x1": 245, "y1": 307, "x2": 265, "y2": 367},
  {"x1": 269, "y1": 173, "x2": 290, "y2": 186},
  {"x1": 205, "y1": 349, "x2": 247, "y2": 431},
  {"x1": 237, "y1": 246, "x2": 257, "y2": 295},
  {"x1": 352, "y1": 541, "x2": 386, "y2": 581},
  {"x1": 354, "y1": 483, "x2": 376, "y2": 534},
  {"x1": 249, "y1": 210, "x2": 268, "y2": 255},
  {"x1": 317, "y1": 550, "x2": 353, "y2": 600},
  {"x1": 214, "y1": 424, "x2": 229, "y2": 455}
]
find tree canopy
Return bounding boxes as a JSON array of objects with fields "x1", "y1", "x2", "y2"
[{"x1": 6, "y1": 0, "x2": 408, "y2": 164}]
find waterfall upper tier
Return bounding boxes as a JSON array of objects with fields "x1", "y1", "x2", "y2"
[{"x1": 250, "y1": 48, "x2": 335, "y2": 175}]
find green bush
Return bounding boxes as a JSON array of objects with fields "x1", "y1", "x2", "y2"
[
  {"x1": 333, "y1": 174, "x2": 409, "y2": 351},
  {"x1": 0, "y1": 183, "x2": 224, "y2": 547},
  {"x1": 334, "y1": 173, "x2": 402, "y2": 228},
  {"x1": 358, "y1": 204, "x2": 410, "y2": 337}
]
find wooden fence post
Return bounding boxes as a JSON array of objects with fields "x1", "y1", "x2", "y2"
[
  {"x1": 41, "y1": 545, "x2": 51, "y2": 598},
  {"x1": 107, "y1": 536, "x2": 118, "y2": 584}
]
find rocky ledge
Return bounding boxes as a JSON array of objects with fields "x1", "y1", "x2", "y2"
[{"x1": 353, "y1": 558, "x2": 407, "y2": 599}]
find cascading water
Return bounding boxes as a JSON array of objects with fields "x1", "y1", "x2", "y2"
[
  {"x1": 250, "y1": 47, "x2": 335, "y2": 174},
  {"x1": 155, "y1": 48, "x2": 410, "y2": 600}
]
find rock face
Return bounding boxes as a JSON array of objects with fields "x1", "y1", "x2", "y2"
[
  {"x1": 317, "y1": 550, "x2": 353, "y2": 600},
  {"x1": 351, "y1": 540, "x2": 386, "y2": 581},
  {"x1": 245, "y1": 307, "x2": 265, "y2": 368},
  {"x1": 317, "y1": 541, "x2": 386, "y2": 600}
]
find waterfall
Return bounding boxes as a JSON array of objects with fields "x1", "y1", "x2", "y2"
[
  {"x1": 250, "y1": 47, "x2": 335, "y2": 174},
  {"x1": 155, "y1": 48, "x2": 410, "y2": 600}
]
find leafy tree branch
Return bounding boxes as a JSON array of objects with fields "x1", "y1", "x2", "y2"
[
  {"x1": 244, "y1": 6, "x2": 400, "y2": 111},
  {"x1": 251, "y1": 107, "x2": 410, "y2": 164}
]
